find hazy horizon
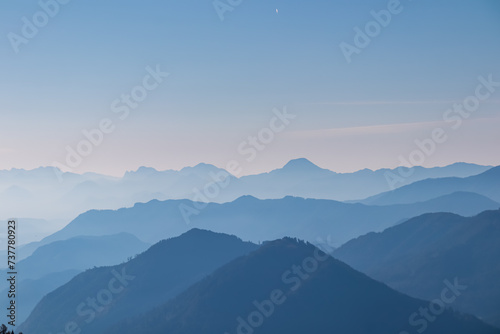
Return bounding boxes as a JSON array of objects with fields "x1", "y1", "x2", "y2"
[{"x1": 0, "y1": 158, "x2": 495, "y2": 178}]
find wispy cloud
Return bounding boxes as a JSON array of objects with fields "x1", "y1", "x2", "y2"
[
  {"x1": 304, "y1": 100, "x2": 500, "y2": 106},
  {"x1": 287, "y1": 117, "x2": 500, "y2": 138}
]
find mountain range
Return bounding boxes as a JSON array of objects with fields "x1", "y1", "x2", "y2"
[
  {"x1": 22, "y1": 230, "x2": 499, "y2": 334},
  {"x1": 0, "y1": 160, "x2": 492, "y2": 220},
  {"x1": 13, "y1": 191, "x2": 498, "y2": 259},
  {"x1": 3, "y1": 161, "x2": 500, "y2": 332}
]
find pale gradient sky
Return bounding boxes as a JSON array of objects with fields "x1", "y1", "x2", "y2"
[{"x1": 0, "y1": 0, "x2": 499, "y2": 176}]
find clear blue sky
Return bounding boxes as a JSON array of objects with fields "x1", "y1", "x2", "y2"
[{"x1": 0, "y1": 0, "x2": 499, "y2": 176}]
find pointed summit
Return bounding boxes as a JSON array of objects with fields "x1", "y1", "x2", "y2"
[{"x1": 282, "y1": 158, "x2": 327, "y2": 172}]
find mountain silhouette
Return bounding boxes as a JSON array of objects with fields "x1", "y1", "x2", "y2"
[{"x1": 335, "y1": 209, "x2": 500, "y2": 327}]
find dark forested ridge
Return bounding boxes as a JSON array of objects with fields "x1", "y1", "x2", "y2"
[{"x1": 107, "y1": 238, "x2": 499, "y2": 334}]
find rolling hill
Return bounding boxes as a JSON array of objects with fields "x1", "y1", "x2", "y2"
[
  {"x1": 0, "y1": 269, "x2": 80, "y2": 326},
  {"x1": 7, "y1": 233, "x2": 149, "y2": 280},
  {"x1": 0, "y1": 233, "x2": 150, "y2": 325},
  {"x1": 359, "y1": 166, "x2": 500, "y2": 205},
  {"x1": 19, "y1": 229, "x2": 258, "y2": 333}
]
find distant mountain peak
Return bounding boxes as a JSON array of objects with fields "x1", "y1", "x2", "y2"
[
  {"x1": 193, "y1": 162, "x2": 216, "y2": 169},
  {"x1": 233, "y1": 195, "x2": 261, "y2": 202},
  {"x1": 124, "y1": 166, "x2": 160, "y2": 177},
  {"x1": 180, "y1": 228, "x2": 225, "y2": 237},
  {"x1": 282, "y1": 158, "x2": 325, "y2": 171},
  {"x1": 180, "y1": 163, "x2": 229, "y2": 175},
  {"x1": 137, "y1": 166, "x2": 158, "y2": 172}
]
